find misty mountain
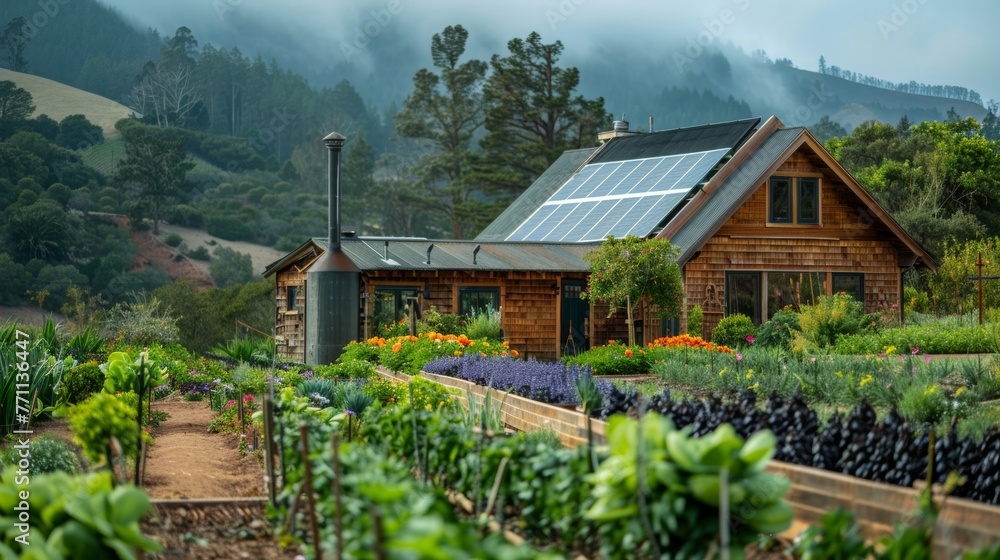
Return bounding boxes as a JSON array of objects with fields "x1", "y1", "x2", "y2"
[{"x1": 1, "y1": 0, "x2": 987, "y2": 136}]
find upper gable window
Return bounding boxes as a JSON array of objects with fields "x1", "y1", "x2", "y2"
[{"x1": 768, "y1": 177, "x2": 820, "y2": 225}]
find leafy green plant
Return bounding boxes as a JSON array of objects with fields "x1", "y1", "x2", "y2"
[
  {"x1": 898, "y1": 384, "x2": 949, "y2": 425},
  {"x1": 163, "y1": 233, "x2": 183, "y2": 247},
  {"x1": 64, "y1": 326, "x2": 105, "y2": 359},
  {"x1": 295, "y1": 378, "x2": 340, "y2": 408},
  {"x1": 756, "y1": 308, "x2": 800, "y2": 350},
  {"x1": 69, "y1": 393, "x2": 147, "y2": 462},
  {"x1": 586, "y1": 415, "x2": 792, "y2": 559},
  {"x1": 341, "y1": 382, "x2": 374, "y2": 416},
  {"x1": 711, "y1": 313, "x2": 757, "y2": 348},
  {"x1": 418, "y1": 307, "x2": 466, "y2": 335},
  {"x1": 314, "y1": 358, "x2": 375, "y2": 380},
  {"x1": 55, "y1": 361, "x2": 105, "y2": 405},
  {"x1": 362, "y1": 377, "x2": 403, "y2": 405},
  {"x1": 0, "y1": 329, "x2": 70, "y2": 436},
  {"x1": 796, "y1": 293, "x2": 875, "y2": 349},
  {"x1": 0, "y1": 469, "x2": 160, "y2": 558},
  {"x1": 1, "y1": 434, "x2": 80, "y2": 475},
  {"x1": 791, "y1": 509, "x2": 871, "y2": 559},
  {"x1": 102, "y1": 295, "x2": 179, "y2": 345},
  {"x1": 214, "y1": 337, "x2": 272, "y2": 365},
  {"x1": 464, "y1": 306, "x2": 503, "y2": 341},
  {"x1": 464, "y1": 388, "x2": 505, "y2": 434},
  {"x1": 687, "y1": 304, "x2": 703, "y2": 338},
  {"x1": 563, "y1": 343, "x2": 650, "y2": 376}
]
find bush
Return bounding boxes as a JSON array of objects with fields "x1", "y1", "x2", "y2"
[
  {"x1": 418, "y1": 307, "x2": 465, "y2": 335},
  {"x1": 186, "y1": 245, "x2": 210, "y2": 261},
  {"x1": 755, "y1": 308, "x2": 800, "y2": 350},
  {"x1": 55, "y1": 361, "x2": 105, "y2": 405},
  {"x1": 564, "y1": 343, "x2": 649, "y2": 376},
  {"x1": 362, "y1": 377, "x2": 404, "y2": 405},
  {"x1": 164, "y1": 204, "x2": 203, "y2": 228},
  {"x1": 711, "y1": 314, "x2": 756, "y2": 348},
  {"x1": 69, "y1": 393, "x2": 147, "y2": 462},
  {"x1": 295, "y1": 379, "x2": 340, "y2": 408},
  {"x1": 210, "y1": 246, "x2": 254, "y2": 288},
  {"x1": 315, "y1": 358, "x2": 375, "y2": 380},
  {"x1": 797, "y1": 293, "x2": 875, "y2": 349},
  {"x1": 1, "y1": 433, "x2": 79, "y2": 474},
  {"x1": 464, "y1": 306, "x2": 502, "y2": 341},
  {"x1": 101, "y1": 295, "x2": 179, "y2": 346},
  {"x1": 904, "y1": 285, "x2": 931, "y2": 314},
  {"x1": 898, "y1": 384, "x2": 949, "y2": 425},
  {"x1": 164, "y1": 233, "x2": 183, "y2": 247},
  {"x1": 687, "y1": 305, "x2": 703, "y2": 338}
]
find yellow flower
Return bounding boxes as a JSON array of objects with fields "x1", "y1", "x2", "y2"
[
  {"x1": 834, "y1": 371, "x2": 843, "y2": 378},
  {"x1": 454, "y1": 350, "x2": 462, "y2": 356},
  {"x1": 955, "y1": 386, "x2": 967, "y2": 397},
  {"x1": 748, "y1": 382, "x2": 759, "y2": 390},
  {"x1": 718, "y1": 367, "x2": 728, "y2": 378},
  {"x1": 745, "y1": 369, "x2": 753, "y2": 380},
  {"x1": 859, "y1": 375, "x2": 874, "y2": 388},
  {"x1": 923, "y1": 385, "x2": 937, "y2": 397},
  {"x1": 884, "y1": 345, "x2": 897, "y2": 355}
]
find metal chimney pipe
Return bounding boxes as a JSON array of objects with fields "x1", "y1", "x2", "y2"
[
  {"x1": 323, "y1": 131, "x2": 346, "y2": 251},
  {"x1": 473, "y1": 244, "x2": 481, "y2": 265},
  {"x1": 426, "y1": 244, "x2": 434, "y2": 265}
]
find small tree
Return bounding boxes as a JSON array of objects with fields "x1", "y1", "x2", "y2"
[{"x1": 582, "y1": 235, "x2": 683, "y2": 346}]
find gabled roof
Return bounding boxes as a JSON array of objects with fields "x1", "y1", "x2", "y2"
[
  {"x1": 659, "y1": 117, "x2": 937, "y2": 270},
  {"x1": 476, "y1": 147, "x2": 596, "y2": 242},
  {"x1": 263, "y1": 237, "x2": 599, "y2": 276}
]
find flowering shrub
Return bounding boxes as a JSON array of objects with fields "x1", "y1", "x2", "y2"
[
  {"x1": 563, "y1": 342, "x2": 650, "y2": 376},
  {"x1": 358, "y1": 332, "x2": 519, "y2": 375},
  {"x1": 424, "y1": 354, "x2": 611, "y2": 405},
  {"x1": 710, "y1": 313, "x2": 756, "y2": 349},
  {"x1": 648, "y1": 334, "x2": 733, "y2": 354},
  {"x1": 755, "y1": 309, "x2": 800, "y2": 350}
]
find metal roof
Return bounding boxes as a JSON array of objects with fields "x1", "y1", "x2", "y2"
[
  {"x1": 328, "y1": 238, "x2": 599, "y2": 272},
  {"x1": 669, "y1": 127, "x2": 806, "y2": 264},
  {"x1": 590, "y1": 117, "x2": 760, "y2": 164},
  {"x1": 476, "y1": 147, "x2": 596, "y2": 242}
]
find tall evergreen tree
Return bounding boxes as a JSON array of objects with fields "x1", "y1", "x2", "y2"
[
  {"x1": 115, "y1": 128, "x2": 193, "y2": 234},
  {"x1": 2, "y1": 17, "x2": 28, "y2": 72},
  {"x1": 479, "y1": 32, "x2": 607, "y2": 198},
  {"x1": 395, "y1": 24, "x2": 488, "y2": 238}
]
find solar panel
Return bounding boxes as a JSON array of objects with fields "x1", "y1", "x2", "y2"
[{"x1": 506, "y1": 147, "x2": 730, "y2": 242}]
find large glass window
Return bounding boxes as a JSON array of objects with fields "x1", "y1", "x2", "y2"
[
  {"x1": 768, "y1": 177, "x2": 820, "y2": 225},
  {"x1": 459, "y1": 287, "x2": 499, "y2": 317},
  {"x1": 373, "y1": 286, "x2": 419, "y2": 331},
  {"x1": 725, "y1": 271, "x2": 761, "y2": 325},
  {"x1": 832, "y1": 273, "x2": 864, "y2": 304},
  {"x1": 766, "y1": 272, "x2": 826, "y2": 317}
]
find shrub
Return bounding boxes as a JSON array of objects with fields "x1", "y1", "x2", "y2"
[
  {"x1": 55, "y1": 361, "x2": 105, "y2": 405},
  {"x1": 898, "y1": 384, "x2": 949, "y2": 425},
  {"x1": 163, "y1": 233, "x2": 183, "y2": 247},
  {"x1": 710, "y1": 313, "x2": 756, "y2": 349},
  {"x1": 101, "y1": 295, "x2": 179, "y2": 346},
  {"x1": 464, "y1": 307, "x2": 503, "y2": 341},
  {"x1": 186, "y1": 245, "x2": 210, "y2": 261},
  {"x1": 315, "y1": 358, "x2": 375, "y2": 380},
  {"x1": 164, "y1": 204, "x2": 203, "y2": 228},
  {"x1": 687, "y1": 304, "x2": 703, "y2": 338},
  {"x1": 904, "y1": 285, "x2": 931, "y2": 314},
  {"x1": 1, "y1": 433, "x2": 79, "y2": 474},
  {"x1": 362, "y1": 377, "x2": 404, "y2": 405},
  {"x1": 563, "y1": 343, "x2": 650, "y2": 376},
  {"x1": 295, "y1": 379, "x2": 340, "y2": 408},
  {"x1": 69, "y1": 393, "x2": 147, "y2": 462},
  {"x1": 419, "y1": 307, "x2": 465, "y2": 336},
  {"x1": 755, "y1": 308, "x2": 800, "y2": 350},
  {"x1": 797, "y1": 293, "x2": 875, "y2": 349}
]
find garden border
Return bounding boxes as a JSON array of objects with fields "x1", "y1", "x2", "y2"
[{"x1": 378, "y1": 367, "x2": 1000, "y2": 557}]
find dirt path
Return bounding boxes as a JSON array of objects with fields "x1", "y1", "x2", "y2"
[{"x1": 143, "y1": 400, "x2": 264, "y2": 499}]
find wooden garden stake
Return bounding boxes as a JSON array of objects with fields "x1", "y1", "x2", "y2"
[
  {"x1": 331, "y1": 432, "x2": 344, "y2": 560},
  {"x1": 372, "y1": 506, "x2": 387, "y2": 560},
  {"x1": 720, "y1": 466, "x2": 730, "y2": 560},
  {"x1": 238, "y1": 390, "x2": 245, "y2": 433},
  {"x1": 263, "y1": 395, "x2": 277, "y2": 504},
  {"x1": 136, "y1": 354, "x2": 144, "y2": 486},
  {"x1": 298, "y1": 423, "x2": 322, "y2": 560}
]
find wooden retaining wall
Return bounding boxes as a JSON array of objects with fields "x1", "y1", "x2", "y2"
[{"x1": 380, "y1": 368, "x2": 1000, "y2": 557}]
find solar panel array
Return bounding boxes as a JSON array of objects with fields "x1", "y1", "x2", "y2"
[{"x1": 506, "y1": 147, "x2": 731, "y2": 242}]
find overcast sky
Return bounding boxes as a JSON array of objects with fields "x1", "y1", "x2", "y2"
[{"x1": 96, "y1": 0, "x2": 999, "y2": 105}]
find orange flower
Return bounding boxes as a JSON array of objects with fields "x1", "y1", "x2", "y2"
[
  {"x1": 511, "y1": 349, "x2": 520, "y2": 357},
  {"x1": 624, "y1": 349, "x2": 633, "y2": 357},
  {"x1": 392, "y1": 342, "x2": 403, "y2": 353}
]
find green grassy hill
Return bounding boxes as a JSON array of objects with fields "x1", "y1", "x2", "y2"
[{"x1": 0, "y1": 68, "x2": 134, "y2": 140}]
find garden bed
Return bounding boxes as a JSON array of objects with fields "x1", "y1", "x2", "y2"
[{"x1": 378, "y1": 367, "x2": 1000, "y2": 556}]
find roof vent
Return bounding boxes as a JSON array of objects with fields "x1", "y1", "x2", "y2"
[
  {"x1": 425, "y1": 243, "x2": 434, "y2": 265},
  {"x1": 598, "y1": 113, "x2": 639, "y2": 143}
]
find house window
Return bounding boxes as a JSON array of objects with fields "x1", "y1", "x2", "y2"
[
  {"x1": 832, "y1": 273, "x2": 864, "y2": 304},
  {"x1": 459, "y1": 287, "x2": 499, "y2": 317},
  {"x1": 287, "y1": 285, "x2": 298, "y2": 311},
  {"x1": 768, "y1": 177, "x2": 820, "y2": 225},
  {"x1": 725, "y1": 271, "x2": 761, "y2": 325},
  {"x1": 374, "y1": 286, "x2": 419, "y2": 331},
  {"x1": 766, "y1": 272, "x2": 826, "y2": 318}
]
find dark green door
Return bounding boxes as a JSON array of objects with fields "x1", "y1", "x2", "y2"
[
  {"x1": 560, "y1": 279, "x2": 589, "y2": 355},
  {"x1": 725, "y1": 271, "x2": 761, "y2": 325}
]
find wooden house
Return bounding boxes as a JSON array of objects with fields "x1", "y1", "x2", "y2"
[{"x1": 264, "y1": 115, "x2": 935, "y2": 363}]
